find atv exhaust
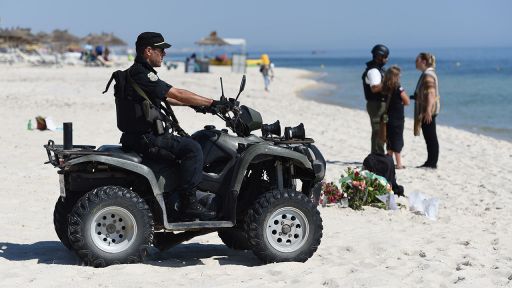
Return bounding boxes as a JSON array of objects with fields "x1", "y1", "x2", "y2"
[{"x1": 63, "y1": 122, "x2": 73, "y2": 150}]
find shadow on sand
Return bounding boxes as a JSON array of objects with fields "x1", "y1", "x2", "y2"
[
  {"x1": 0, "y1": 241, "x2": 78, "y2": 265},
  {"x1": 0, "y1": 241, "x2": 261, "y2": 267}
]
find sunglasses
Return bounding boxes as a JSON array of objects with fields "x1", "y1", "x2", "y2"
[{"x1": 151, "y1": 47, "x2": 165, "y2": 54}]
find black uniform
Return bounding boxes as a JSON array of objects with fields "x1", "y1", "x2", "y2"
[{"x1": 120, "y1": 55, "x2": 208, "y2": 218}]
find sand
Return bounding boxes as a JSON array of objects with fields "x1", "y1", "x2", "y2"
[{"x1": 0, "y1": 63, "x2": 511, "y2": 287}]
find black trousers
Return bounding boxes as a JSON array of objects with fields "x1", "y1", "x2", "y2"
[
  {"x1": 421, "y1": 115, "x2": 439, "y2": 166},
  {"x1": 121, "y1": 132, "x2": 203, "y2": 196}
]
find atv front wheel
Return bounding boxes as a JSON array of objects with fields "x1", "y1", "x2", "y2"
[
  {"x1": 245, "y1": 189, "x2": 323, "y2": 263},
  {"x1": 68, "y1": 186, "x2": 154, "y2": 267}
]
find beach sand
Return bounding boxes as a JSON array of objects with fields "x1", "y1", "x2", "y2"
[{"x1": 0, "y1": 64, "x2": 511, "y2": 287}]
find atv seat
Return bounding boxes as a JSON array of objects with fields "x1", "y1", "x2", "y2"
[{"x1": 97, "y1": 145, "x2": 142, "y2": 163}]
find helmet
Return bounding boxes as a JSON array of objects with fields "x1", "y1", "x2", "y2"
[{"x1": 371, "y1": 44, "x2": 389, "y2": 58}]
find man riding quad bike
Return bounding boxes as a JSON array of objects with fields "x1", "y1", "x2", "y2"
[
  {"x1": 45, "y1": 74, "x2": 326, "y2": 267},
  {"x1": 44, "y1": 33, "x2": 326, "y2": 268}
]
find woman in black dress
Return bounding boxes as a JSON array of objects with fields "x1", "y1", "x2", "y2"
[{"x1": 382, "y1": 65, "x2": 410, "y2": 169}]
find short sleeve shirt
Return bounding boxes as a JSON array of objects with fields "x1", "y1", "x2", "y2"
[
  {"x1": 365, "y1": 68, "x2": 382, "y2": 86},
  {"x1": 129, "y1": 58, "x2": 172, "y2": 105}
]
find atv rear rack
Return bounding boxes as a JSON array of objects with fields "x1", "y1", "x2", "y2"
[
  {"x1": 44, "y1": 139, "x2": 110, "y2": 167},
  {"x1": 262, "y1": 137, "x2": 315, "y2": 144}
]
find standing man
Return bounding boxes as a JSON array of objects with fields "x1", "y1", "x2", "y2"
[
  {"x1": 362, "y1": 44, "x2": 390, "y2": 154},
  {"x1": 118, "y1": 32, "x2": 228, "y2": 220}
]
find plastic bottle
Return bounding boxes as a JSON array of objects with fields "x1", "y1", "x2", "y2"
[{"x1": 27, "y1": 119, "x2": 33, "y2": 130}]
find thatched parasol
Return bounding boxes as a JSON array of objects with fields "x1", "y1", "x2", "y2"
[
  {"x1": 50, "y1": 29, "x2": 80, "y2": 44},
  {"x1": 195, "y1": 31, "x2": 229, "y2": 46},
  {"x1": 34, "y1": 31, "x2": 50, "y2": 44},
  {"x1": 47, "y1": 29, "x2": 81, "y2": 52},
  {"x1": 0, "y1": 28, "x2": 36, "y2": 46},
  {"x1": 82, "y1": 32, "x2": 126, "y2": 46}
]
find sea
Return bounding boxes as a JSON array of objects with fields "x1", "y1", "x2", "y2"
[{"x1": 169, "y1": 47, "x2": 512, "y2": 142}]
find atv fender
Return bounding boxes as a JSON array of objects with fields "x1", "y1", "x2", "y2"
[
  {"x1": 230, "y1": 144, "x2": 312, "y2": 192},
  {"x1": 66, "y1": 155, "x2": 173, "y2": 227},
  {"x1": 67, "y1": 155, "x2": 163, "y2": 196}
]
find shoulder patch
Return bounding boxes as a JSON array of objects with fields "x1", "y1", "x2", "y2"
[{"x1": 147, "y1": 72, "x2": 159, "y2": 81}]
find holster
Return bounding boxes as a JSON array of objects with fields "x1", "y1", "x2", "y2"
[
  {"x1": 120, "y1": 133, "x2": 175, "y2": 161},
  {"x1": 142, "y1": 100, "x2": 166, "y2": 135}
]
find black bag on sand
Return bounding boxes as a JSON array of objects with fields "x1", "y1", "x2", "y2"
[{"x1": 363, "y1": 153, "x2": 404, "y2": 197}]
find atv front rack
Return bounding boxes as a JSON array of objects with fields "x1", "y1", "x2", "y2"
[{"x1": 44, "y1": 139, "x2": 110, "y2": 167}]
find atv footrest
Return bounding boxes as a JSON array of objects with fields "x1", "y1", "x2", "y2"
[{"x1": 166, "y1": 221, "x2": 233, "y2": 231}]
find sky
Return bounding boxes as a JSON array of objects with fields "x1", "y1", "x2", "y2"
[{"x1": 1, "y1": 0, "x2": 511, "y2": 52}]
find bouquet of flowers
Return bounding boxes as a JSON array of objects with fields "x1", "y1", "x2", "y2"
[
  {"x1": 339, "y1": 167, "x2": 393, "y2": 210},
  {"x1": 319, "y1": 182, "x2": 345, "y2": 205}
]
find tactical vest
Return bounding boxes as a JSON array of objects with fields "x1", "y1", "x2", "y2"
[
  {"x1": 103, "y1": 68, "x2": 164, "y2": 134},
  {"x1": 103, "y1": 68, "x2": 187, "y2": 138},
  {"x1": 362, "y1": 61, "x2": 386, "y2": 102}
]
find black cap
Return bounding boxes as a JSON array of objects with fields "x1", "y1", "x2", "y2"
[
  {"x1": 136, "y1": 32, "x2": 171, "y2": 50},
  {"x1": 371, "y1": 44, "x2": 389, "y2": 57}
]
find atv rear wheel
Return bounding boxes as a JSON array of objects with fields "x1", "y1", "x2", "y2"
[
  {"x1": 218, "y1": 226, "x2": 250, "y2": 250},
  {"x1": 245, "y1": 189, "x2": 322, "y2": 263},
  {"x1": 68, "y1": 186, "x2": 154, "y2": 267},
  {"x1": 53, "y1": 197, "x2": 74, "y2": 250}
]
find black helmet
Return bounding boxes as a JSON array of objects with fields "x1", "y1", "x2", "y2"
[{"x1": 371, "y1": 44, "x2": 389, "y2": 58}]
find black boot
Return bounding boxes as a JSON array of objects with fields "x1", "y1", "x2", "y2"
[{"x1": 183, "y1": 195, "x2": 216, "y2": 221}]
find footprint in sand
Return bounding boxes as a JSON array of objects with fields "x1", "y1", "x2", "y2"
[{"x1": 321, "y1": 279, "x2": 340, "y2": 288}]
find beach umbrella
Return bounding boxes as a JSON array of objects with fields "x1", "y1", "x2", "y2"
[
  {"x1": 82, "y1": 32, "x2": 126, "y2": 46},
  {"x1": 50, "y1": 29, "x2": 80, "y2": 44},
  {"x1": 195, "y1": 31, "x2": 229, "y2": 46},
  {"x1": 34, "y1": 31, "x2": 51, "y2": 44},
  {"x1": 48, "y1": 29, "x2": 81, "y2": 52},
  {"x1": 0, "y1": 28, "x2": 35, "y2": 46}
]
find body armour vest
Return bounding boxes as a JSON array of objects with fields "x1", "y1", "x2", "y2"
[
  {"x1": 103, "y1": 68, "x2": 163, "y2": 134},
  {"x1": 362, "y1": 61, "x2": 386, "y2": 102}
]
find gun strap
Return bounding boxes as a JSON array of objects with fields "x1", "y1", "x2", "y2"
[{"x1": 127, "y1": 70, "x2": 188, "y2": 136}]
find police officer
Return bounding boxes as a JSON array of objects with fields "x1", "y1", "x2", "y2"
[
  {"x1": 362, "y1": 44, "x2": 390, "y2": 154},
  {"x1": 120, "y1": 32, "x2": 226, "y2": 220}
]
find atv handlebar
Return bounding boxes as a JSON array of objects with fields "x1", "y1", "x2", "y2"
[{"x1": 191, "y1": 75, "x2": 246, "y2": 134}]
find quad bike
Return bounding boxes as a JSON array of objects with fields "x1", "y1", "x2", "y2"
[{"x1": 44, "y1": 76, "x2": 326, "y2": 267}]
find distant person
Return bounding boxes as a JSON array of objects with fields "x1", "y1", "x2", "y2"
[
  {"x1": 103, "y1": 46, "x2": 111, "y2": 62},
  {"x1": 95, "y1": 45, "x2": 104, "y2": 57},
  {"x1": 259, "y1": 54, "x2": 274, "y2": 92},
  {"x1": 362, "y1": 44, "x2": 390, "y2": 154},
  {"x1": 215, "y1": 53, "x2": 228, "y2": 64},
  {"x1": 412, "y1": 52, "x2": 441, "y2": 169},
  {"x1": 186, "y1": 53, "x2": 196, "y2": 73},
  {"x1": 381, "y1": 65, "x2": 410, "y2": 169}
]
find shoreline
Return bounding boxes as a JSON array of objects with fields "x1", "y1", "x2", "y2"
[{"x1": 296, "y1": 67, "x2": 512, "y2": 143}]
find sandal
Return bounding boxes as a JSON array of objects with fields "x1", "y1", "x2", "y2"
[{"x1": 395, "y1": 165, "x2": 406, "y2": 169}]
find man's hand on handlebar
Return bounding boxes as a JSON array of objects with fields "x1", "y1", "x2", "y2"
[
  {"x1": 209, "y1": 98, "x2": 235, "y2": 114},
  {"x1": 191, "y1": 98, "x2": 236, "y2": 115},
  {"x1": 191, "y1": 106, "x2": 209, "y2": 114}
]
